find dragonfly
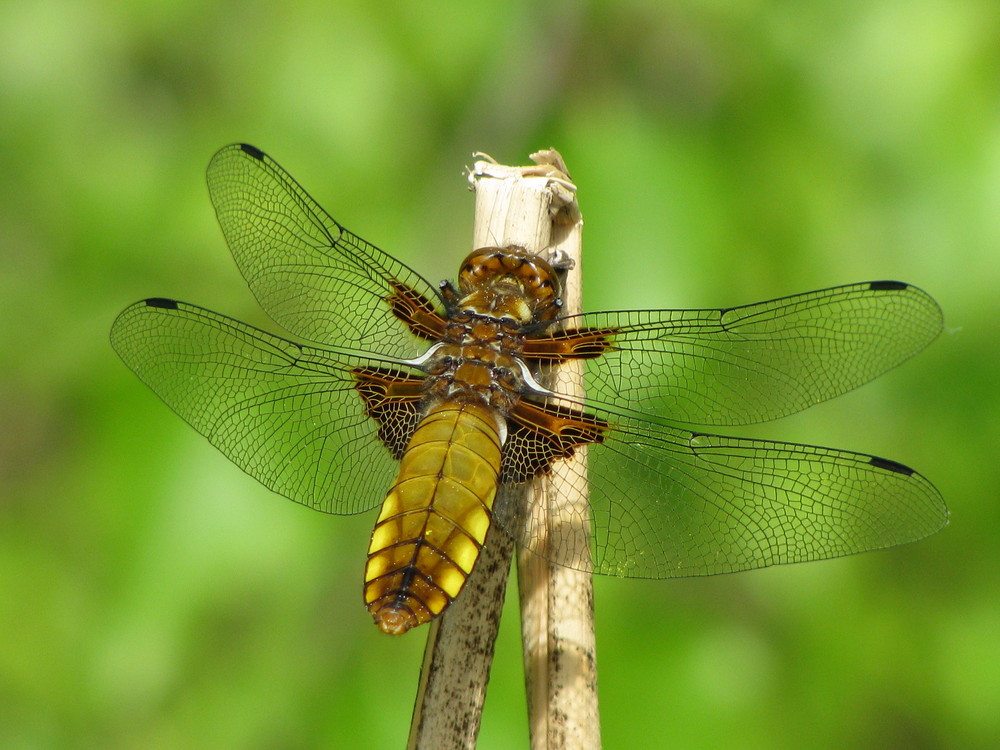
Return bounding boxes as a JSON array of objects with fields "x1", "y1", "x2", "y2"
[{"x1": 111, "y1": 143, "x2": 948, "y2": 635}]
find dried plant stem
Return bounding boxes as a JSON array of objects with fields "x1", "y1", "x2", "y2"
[
  {"x1": 406, "y1": 151, "x2": 596, "y2": 750},
  {"x1": 513, "y1": 153, "x2": 600, "y2": 750}
]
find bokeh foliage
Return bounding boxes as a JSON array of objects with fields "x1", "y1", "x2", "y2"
[{"x1": 1, "y1": 0, "x2": 997, "y2": 747}]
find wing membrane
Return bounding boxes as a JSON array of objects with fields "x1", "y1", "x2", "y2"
[
  {"x1": 559, "y1": 282, "x2": 942, "y2": 426},
  {"x1": 110, "y1": 298, "x2": 409, "y2": 515},
  {"x1": 206, "y1": 143, "x2": 443, "y2": 358},
  {"x1": 505, "y1": 412, "x2": 947, "y2": 578}
]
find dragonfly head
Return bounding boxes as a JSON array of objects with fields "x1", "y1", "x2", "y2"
[{"x1": 456, "y1": 247, "x2": 562, "y2": 324}]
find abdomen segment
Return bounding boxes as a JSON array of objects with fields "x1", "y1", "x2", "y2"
[{"x1": 364, "y1": 400, "x2": 503, "y2": 635}]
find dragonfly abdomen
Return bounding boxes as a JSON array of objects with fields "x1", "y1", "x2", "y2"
[{"x1": 364, "y1": 399, "x2": 503, "y2": 635}]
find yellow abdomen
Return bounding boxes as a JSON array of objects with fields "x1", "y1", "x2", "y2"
[{"x1": 364, "y1": 400, "x2": 502, "y2": 635}]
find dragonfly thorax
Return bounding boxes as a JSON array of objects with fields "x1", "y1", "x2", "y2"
[{"x1": 423, "y1": 314, "x2": 530, "y2": 413}]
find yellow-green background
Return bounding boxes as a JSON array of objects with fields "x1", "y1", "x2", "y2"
[{"x1": 2, "y1": 1, "x2": 997, "y2": 748}]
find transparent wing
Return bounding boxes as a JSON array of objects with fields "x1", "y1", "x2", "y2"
[
  {"x1": 206, "y1": 143, "x2": 443, "y2": 359},
  {"x1": 506, "y1": 412, "x2": 947, "y2": 578},
  {"x1": 111, "y1": 298, "x2": 409, "y2": 515},
  {"x1": 563, "y1": 281, "x2": 942, "y2": 426}
]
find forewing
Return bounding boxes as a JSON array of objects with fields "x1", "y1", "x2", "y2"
[
  {"x1": 562, "y1": 282, "x2": 942, "y2": 426},
  {"x1": 110, "y1": 298, "x2": 409, "y2": 515},
  {"x1": 206, "y1": 143, "x2": 444, "y2": 358},
  {"x1": 505, "y1": 413, "x2": 947, "y2": 578}
]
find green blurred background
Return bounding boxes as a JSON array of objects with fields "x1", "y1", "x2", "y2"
[{"x1": 2, "y1": 1, "x2": 997, "y2": 747}]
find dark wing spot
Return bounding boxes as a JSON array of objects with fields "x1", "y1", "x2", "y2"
[
  {"x1": 868, "y1": 280, "x2": 908, "y2": 291},
  {"x1": 869, "y1": 456, "x2": 914, "y2": 476},
  {"x1": 238, "y1": 143, "x2": 265, "y2": 160},
  {"x1": 145, "y1": 298, "x2": 178, "y2": 310}
]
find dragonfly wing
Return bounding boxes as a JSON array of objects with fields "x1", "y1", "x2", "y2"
[
  {"x1": 206, "y1": 143, "x2": 445, "y2": 359},
  {"x1": 559, "y1": 281, "x2": 942, "y2": 426},
  {"x1": 503, "y1": 410, "x2": 947, "y2": 578},
  {"x1": 110, "y1": 298, "x2": 416, "y2": 515}
]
